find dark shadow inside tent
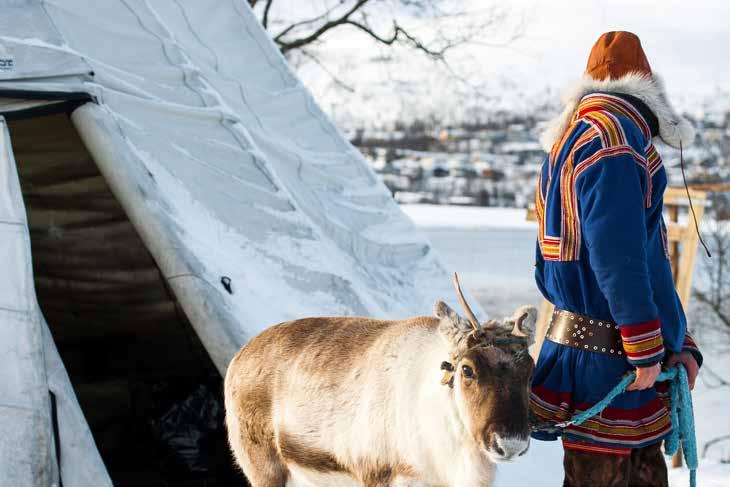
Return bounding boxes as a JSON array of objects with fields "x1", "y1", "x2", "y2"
[{"x1": 9, "y1": 110, "x2": 243, "y2": 486}]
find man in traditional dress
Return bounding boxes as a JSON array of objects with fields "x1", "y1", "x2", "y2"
[{"x1": 530, "y1": 31, "x2": 703, "y2": 486}]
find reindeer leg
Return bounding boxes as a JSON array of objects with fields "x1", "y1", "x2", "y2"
[
  {"x1": 233, "y1": 433, "x2": 289, "y2": 487},
  {"x1": 225, "y1": 386, "x2": 288, "y2": 486}
]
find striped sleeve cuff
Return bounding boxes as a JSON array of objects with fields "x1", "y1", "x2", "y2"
[
  {"x1": 682, "y1": 332, "x2": 703, "y2": 368},
  {"x1": 620, "y1": 318, "x2": 665, "y2": 366}
]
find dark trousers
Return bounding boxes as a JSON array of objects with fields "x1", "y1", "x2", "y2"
[{"x1": 563, "y1": 443, "x2": 668, "y2": 487}]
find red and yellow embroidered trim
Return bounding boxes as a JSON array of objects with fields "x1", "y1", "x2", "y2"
[
  {"x1": 583, "y1": 110, "x2": 627, "y2": 147},
  {"x1": 536, "y1": 94, "x2": 657, "y2": 262},
  {"x1": 536, "y1": 159, "x2": 562, "y2": 261},
  {"x1": 646, "y1": 142, "x2": 663, "y2": 176},
  {"x1": 620, "y1": 318, "x2": 665, "y2": 365},
  {"x1": 563, "y1": 439, "x2": 632, "y2": 456},
  {"x1": 682, "y1": 332, "x2": 700, "y2": 355},
  {"x1": 531, "y1": 387, "x2": 672, "y2": 447},
  {"x1": 557, "y1": 128, "x2": 600, "y2": 260},
  {"x1": 575, "y1": 93, "x2": 652, "y2": 140}
]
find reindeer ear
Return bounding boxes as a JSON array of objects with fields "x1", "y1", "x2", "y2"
[
  {"x1": 435, "y1": 300, "x2": 474, "y2": 357},
  {"x1": 435, "y1": 300, "x2": 472, "y2": 330},
  {"x1": 434, "y1": 300, "x2": 452, "y2": 319},
  {"x1": 509, "y1": 305, "x2": 537, "y2": 345}
]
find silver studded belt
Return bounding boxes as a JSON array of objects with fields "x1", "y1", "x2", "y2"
[{"x1": 545, "y1": 308, "x2": 624, "y2": 357}]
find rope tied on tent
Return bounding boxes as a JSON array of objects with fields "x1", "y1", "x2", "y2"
[{"x1": 535, "y1": 365, "x2": 698, "y2": 487}]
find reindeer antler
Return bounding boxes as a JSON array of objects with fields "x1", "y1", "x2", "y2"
[
  {"x1": 509, "y1": 305, "x2": 536, "y2": 338},
  {"x1": 452, "y1": 272, "x2": 481, "y2": 331},
  {"x1": 511, "y1": 312, "x2": 529, "y2": 337}
]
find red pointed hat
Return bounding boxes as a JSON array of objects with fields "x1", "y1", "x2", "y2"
[{"x1": 585, "y1": 31, "x2": 652, "y2": 80}]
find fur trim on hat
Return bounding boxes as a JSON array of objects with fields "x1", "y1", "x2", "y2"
[{"x1": 540, "y1": 72, "x2": 695, "y2": 151}]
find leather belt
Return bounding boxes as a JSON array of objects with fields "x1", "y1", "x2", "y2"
[{"x1": 545, "y1": 308, "x2": 624, "y2": 357}]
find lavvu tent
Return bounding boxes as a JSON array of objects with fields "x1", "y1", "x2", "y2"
[{"x1": 0, "y1": 0, "x2": 466, "y2": 485}]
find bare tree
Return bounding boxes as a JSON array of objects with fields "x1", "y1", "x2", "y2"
[
  {"x1": 688, "y1": 194, "x2": 730, "y2": 462},
  {"x1": 246, "y1": 0, "x2": 517, "y2": 59},
  {"x1": 691, "y1": 193, "x2": 730, "y2": 390},
  {"x1": 694, "y1": 194, "x2": 730, "y2": 333},
  {"x1": 245, "y1": 0, "x2": 522, "y2": 114}
]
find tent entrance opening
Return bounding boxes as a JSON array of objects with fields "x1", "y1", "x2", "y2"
[{"x1": 9, "y1": 109, "x2": 241, "y2": 486}]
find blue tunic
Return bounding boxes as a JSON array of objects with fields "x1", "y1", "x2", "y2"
[{"x1": 530, "y1": 92, "x2": 701, "y2": 453}]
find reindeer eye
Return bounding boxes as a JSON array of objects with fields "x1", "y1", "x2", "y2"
[{"x1": 461, "y1": 365, "x2": 474, "y2": 378}]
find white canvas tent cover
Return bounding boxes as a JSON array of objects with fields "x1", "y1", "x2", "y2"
[{"x1": 0, "y1": 1, "x2": 488, "y2": 485}]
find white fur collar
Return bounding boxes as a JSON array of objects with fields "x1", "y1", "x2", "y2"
[{"x1": 540, "y1": 72, "x2": 695, "y2": 151}]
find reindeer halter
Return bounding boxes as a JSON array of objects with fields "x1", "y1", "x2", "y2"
[{"x1": 440, "y1": 273, "x2": 530, "y2": 388}]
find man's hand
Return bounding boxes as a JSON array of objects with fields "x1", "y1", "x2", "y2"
[
  {"x1": 666, "y1": 351, "x2": 700, "y2": 391},
  {"x1": 627, "y1": 363, "x2": 661, "y2": 391}
]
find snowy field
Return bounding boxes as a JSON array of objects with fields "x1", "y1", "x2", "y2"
[
  {"x1": 401, "y1": 204, "x2": 730, "y2": 486},
  {"x1": 401, "y1": 204, "x2": 540, "y2": 320}
]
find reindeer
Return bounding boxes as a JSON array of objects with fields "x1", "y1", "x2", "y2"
[{"x1": 224, "y1": 274, "x2": 537, "y2": 487}]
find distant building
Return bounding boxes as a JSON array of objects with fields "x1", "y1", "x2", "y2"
[{"x1": 354, "y1": 107, "x2": 729, "y2": 209}]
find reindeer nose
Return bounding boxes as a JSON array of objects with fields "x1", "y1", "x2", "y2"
[{"x1": 487, "y1": 434, "x2": 530, "y2": 462}]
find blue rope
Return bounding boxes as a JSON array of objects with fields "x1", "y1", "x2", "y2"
[{"x1": 555, "y1": 365, "x2": 698, "y2": 487}]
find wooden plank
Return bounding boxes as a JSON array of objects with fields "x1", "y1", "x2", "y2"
[
  {"x1": 666, "y1": 224, "x2": 688, "y2": 243},
  {"x1": 663, "y1": 187, "x2": 709, "y2": 207},
  {"x1": 668, "y1": 204, "x2": 680, "y2": 280},
  {"x1": 675, "y1": 204, "x2": 705, "y2": 307},
  {"x1": 526, "y1": 205, "x2": 537, "y2": 222},
  {"x1": 674, "y1": 183, "x2": 730, "y2": 192}
]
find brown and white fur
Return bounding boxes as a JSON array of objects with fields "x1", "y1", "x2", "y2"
[{"x1": 224, "y1": 275, "x2": 537, "y2": 487}]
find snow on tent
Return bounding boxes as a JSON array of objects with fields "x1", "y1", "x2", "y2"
[{"x1": 0, "y1": 0, "x2": 477, "y2": 485}]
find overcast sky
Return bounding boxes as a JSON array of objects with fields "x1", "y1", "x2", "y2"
[
  {"x1": 497, "y1": 0, "x2": 729, "y2": 93},
  {"x1": 279, "y1": 0, "x2": 730, "y2": 126}
]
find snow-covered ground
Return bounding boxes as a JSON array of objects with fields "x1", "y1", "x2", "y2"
[
  {"x1": 404, "y1": 203, "x2": 730, "y2": 486},
  {"x1": 401, "y1": 204, "x2": 537, "y2": 231}
]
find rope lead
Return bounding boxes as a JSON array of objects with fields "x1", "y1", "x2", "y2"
[{"x1": 553, "y1": 365, "x2": 698, "y2": 487}]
